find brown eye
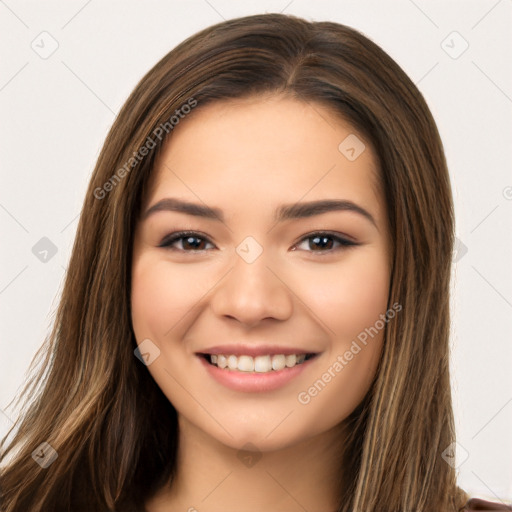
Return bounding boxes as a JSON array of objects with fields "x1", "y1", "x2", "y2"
[
  {"x1": 159, "y1": 231, "x2": 214, "y2": 252},
  {"x1": 294, "y1": 232, "x2": 358, "y2": 253}
]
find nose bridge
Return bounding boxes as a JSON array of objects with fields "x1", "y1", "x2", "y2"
[{"x1": 210, "y1": 237, "x2": 293, "y2": 326}]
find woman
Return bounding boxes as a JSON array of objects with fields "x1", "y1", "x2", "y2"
[{"x1": 1, "y1": 13, "x2": 510, "y2": 512}]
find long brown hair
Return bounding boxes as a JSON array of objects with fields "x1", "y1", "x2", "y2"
[{"x1": 0, "y1": 13, "x2": 468, "y2": 511}]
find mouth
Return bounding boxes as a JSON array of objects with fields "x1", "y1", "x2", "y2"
[
  {"x1": 197, "y1": 352, "x2": 318, "y2": 373},
  {"x1": 196, "y1": 351, "x2": 320, "y2": 393}
]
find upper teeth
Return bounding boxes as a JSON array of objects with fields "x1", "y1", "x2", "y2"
[{"x1": 209, "y1": 353, "x2": 307, "y2": 372}]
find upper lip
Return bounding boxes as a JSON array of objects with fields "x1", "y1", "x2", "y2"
[{"x1": 196, "y1": 344, "x2": 319, "y2": 357}]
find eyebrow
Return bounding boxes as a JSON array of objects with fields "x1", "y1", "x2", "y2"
[{"x1": 143, "y1": 197, "x2": 377, "y2": 227}]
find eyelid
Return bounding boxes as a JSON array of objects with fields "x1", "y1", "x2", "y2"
[
  {"x1": 158, "y1": 230, "x2": 359, "y2": 253},
  {"x1": 158, "y1": 230, "x2": 214, "y2": 250},
  {"x1": 292, "y1": 230, "x2": 358, "y2": 247}
]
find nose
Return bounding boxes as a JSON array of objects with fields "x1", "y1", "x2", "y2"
[{"x1": 209, "y1": 249, "x2": 294, "y2": 328}]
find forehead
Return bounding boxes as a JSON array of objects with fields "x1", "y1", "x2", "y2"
[{"x1": 144, "y1": 96, "x2": 385, "y2": 226}]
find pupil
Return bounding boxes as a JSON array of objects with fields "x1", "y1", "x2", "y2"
[
  {"x1": 311, "y1": 236, "x2": 332, "y2": 250},
  {"x1": 184, "y1": 236, "x2": 203, "y2": 250}
]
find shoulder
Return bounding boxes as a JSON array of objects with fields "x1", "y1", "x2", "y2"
[{"x1": 461, "y1": 498, "x2": 512, "y2": 511}]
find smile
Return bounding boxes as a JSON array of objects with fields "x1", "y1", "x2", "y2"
[
  {"x1": 202, "y1": 353, "x2": 315, "y2": 373},
  {"x1": 196, "y1": 351, "x2": 320, "y2": 393}
]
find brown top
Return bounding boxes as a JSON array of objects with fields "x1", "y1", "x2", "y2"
[{"x1": 463, "y1": 498, "x2": 512, "y2": 511}]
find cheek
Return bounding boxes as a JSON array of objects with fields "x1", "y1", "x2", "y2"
[
  {"x1": 297, "y1": 248, "x2": 390, "y2": 341},
  {"x1": 131, "y1": 255, "x2": 200, "y2": 339},
  {"x1": 290, "y1": 249, "x2": 390, "y2": 421},
  {"x1": 130, "y1": 255, "x2": 204, "y2": 407}
]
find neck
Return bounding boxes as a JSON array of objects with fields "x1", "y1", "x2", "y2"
[{"x1": 146, "y1": 418, "x2": 347, "y2": 512}]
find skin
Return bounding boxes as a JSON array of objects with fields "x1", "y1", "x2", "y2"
[{"x1": 131, "y1": 95, "x2": 392, "y2": 512}]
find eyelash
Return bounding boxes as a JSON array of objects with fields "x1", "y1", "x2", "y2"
[{"x1": 158, "y1": 230, "x2": 358, "y2": 255}]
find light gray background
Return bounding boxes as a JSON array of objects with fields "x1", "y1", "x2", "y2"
[{"x1": 1, "y1": 0, "x2": 511, "y2": 504}]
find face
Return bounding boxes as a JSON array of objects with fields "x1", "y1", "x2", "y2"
[{"x1": 131, "y1": 95, "x2": 391, "y2": 452}]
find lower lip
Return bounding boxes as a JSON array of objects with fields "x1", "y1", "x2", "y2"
[{"x1": 197, "y1": 355, "x2": 318, "y2": 393}]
